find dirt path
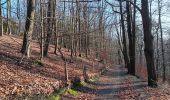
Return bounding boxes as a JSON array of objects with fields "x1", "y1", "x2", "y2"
[
  {"x1": 93, "y1": 65, "x2": 148, "y2": 100},
  {"x1": 63, "y1": 65, "x2": 169, "y2": 100}
]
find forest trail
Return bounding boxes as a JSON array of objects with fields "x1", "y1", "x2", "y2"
[
  {"x1": 93, "y1": 65, "x2": 148, "y2": 100},
  {"x1": 63, "y1": 65, "x2": 170, "y2": 100}
]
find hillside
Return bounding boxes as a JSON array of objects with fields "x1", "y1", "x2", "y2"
[{"x1": 0, "y1": 35, "x2": 104, "y2": 99}]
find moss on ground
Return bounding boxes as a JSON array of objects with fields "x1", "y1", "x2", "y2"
[
  {"x1": 47, "y1": 95, "x2": 60, "y2": 100},
  {"x1": 66, "y1": 89, "x2": 78, "y2": 96},
  {"x1": 32, "y1": 60, "x2": 44, "y2": 66}
]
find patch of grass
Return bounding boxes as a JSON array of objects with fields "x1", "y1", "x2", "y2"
[
  {"x1": 87, "y1": 76, "x2": 100, "y2": 83},
  {"x1": 88, "y1": 79, "x2": 96, "y2": 83},
  {"x1": 47, "y1": 95, "x2": 60, "y2": 100},
  {"x1": 47, "y1": 87, "x2": 68, "y2": 100},
  {"x1": 72, "y1": 80, "x2": 86, "y2": 88},
  {"x1": 67, "y1": 89, "x2": 78, "y2": 96},
  {"x1": 56, "y1": 87, "x2": 68, "y2": 95},
  {"x1": 32, "y1": 60, "x2": 44, "y2": 66},
  {"x1": 80, "y1": 81, "x2": 87, "y2": 86}
]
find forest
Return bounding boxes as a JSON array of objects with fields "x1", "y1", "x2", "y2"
[{"x1": 0, "y1": 0, "x2": 170, "y2": 99}]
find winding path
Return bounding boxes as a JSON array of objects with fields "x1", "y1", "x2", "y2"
[{"x1": 63, "y1": 65, "x2": 169, "y2": 100}]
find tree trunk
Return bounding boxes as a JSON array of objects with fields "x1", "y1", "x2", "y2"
[
  {"x1": 126, "y1": 0, "x2": 135, "y2": 75},
  {"x1": 71, "y1": 0, "x2": 74, "y2": 59},
  {"x1": 54, "y1": 21, "x2": 59, "y2": 54},
  {"x1": 0, "y1": 0, "x2": 3, "y2": 36},
  {"x1": 158, "y1": 0, "x2": 166, "y2": 82},
  {"x1": 119, "y1": 1, "x2": 130, "y2": 69},
  {"x1": 21, "y1": 0, "x2": 35, "y2": 58},
  {"x1": 141, "y1": 0, "x2": 157, "y2": 87},
  {"x1": 7, "y1": 0, "x2": 11, "y2": 35},
  {"x1": 44, "y1": 0, "x2": 56, "y2": 56},
  {"x1": 40, "y1": 0, "x2": 45, "y2": 60},
  {"x1": 17, "y1": 0, "x2": 21, "y2": 35},
  {"x1": 131, "y1": 0, "x2": 137, "y2": 75},
  {"x1": 156, "y1": 26, "x2": 159, "y2": 81}
]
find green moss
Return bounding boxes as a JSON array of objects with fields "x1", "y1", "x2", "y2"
[
  {"x1": 87, "y1": 76, "x2": 99, "y2": 83},
  {"x1": 48, "y1": 95, "x2": 60, "y2": 100},
  {"x1": 72, "y1": 80, "x2": 86, "y2": 88},
  {"x1": 33, "y1": 60, "x2": 44, "y2": 66},
  {"x1": 80, "y1": 81, "x2": 86, "y2": 86},
  {"x1": 67, "y1": 89, "x2": 78, "y2": 96},
  {"x1": 47, "y1": 87, "x2": 69, "y2": 100},
  {"x1": 57, "y1": 87, "x2": 67, "y2": 95},
  {"x1": 88, "y1": 79, "x2": 96, "y2": 83}
]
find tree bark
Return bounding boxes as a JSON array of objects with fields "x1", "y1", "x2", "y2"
[
  {"x1": 126, "y1": 0, "x2": 135, "y2": 75},
  {"x1": 141, "y1": 0, "x2": 157, "y2": 87},
  {"x1": 7, "y1": 0, "x2": 11, "y2": 35},
  {"x1": 21, "y1": 0, "x2": 35, "y2": 58},
  {"x1": 119, "y1": 1, "x2": 130, "y2": 69},
  {"x1": 40, "y1": 0, "x2": 45, "y2": 60},
  {"x1": 158, "y1": 0, "x2": 166, "y2": 82},
  {"x1": 17, "y1": 0, "x2": 21, "y2": 35},
  {"x1": 131, "y1": 0, "x2": 137, "y2": 75},
  {"x1": 44, "y1": 0, "x2": 56, "y2": 56},
  {"x1": 0, "y1": 0, "x2": 3, "y2": 36}
]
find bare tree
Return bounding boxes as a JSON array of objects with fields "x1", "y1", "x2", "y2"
[
  {"x1": 126, "y1": 0, "x2": 136, "y2": 75},
  {"x1": 157, "y1": 0, "x2": 166, "y2": 82},
  {"x1": 119, "y1": 1, "x2": 130, "y2": 70},
  {"x1": 141, "y1": 0, "x2": 157, "y2": 87},
  {"x1": 44, "y1": 0, "x2": 56, "y2": 57},
  {"x1": 7, "y1": 0, "x2": 11, "y2": 35},
  {"x1": 0, "y1": 0, "x2": 3, "y2": 36},
  {"x1": 21, "y1": 0, "x2": 35, "y2": 57},
  {"x1": 17, "y1": 0, "x2": 21, "y2": 35}
]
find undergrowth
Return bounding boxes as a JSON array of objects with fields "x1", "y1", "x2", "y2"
[
  {"x1": 47, "y1": 95, "x2": 60, "y2": 100},
  {"x1": 65, "y1": 89, "x2": 78, "y2": 96},
  {"x1": 87, "y1": 75, "x2": 100, "y2": 83},
  {"x1": 72, "y1": 80, "x2": 87, "y2": 88},
  {"x1": 32, "y1": 60, "x2": 44, "y2": 66}
]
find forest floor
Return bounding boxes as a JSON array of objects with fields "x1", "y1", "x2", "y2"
[
  {"x1": 0, "y1": 35, "x2": 105, "y2": 99},
  {"x1": 0, "y1": 35, "x2": 170, "y2": 100}
]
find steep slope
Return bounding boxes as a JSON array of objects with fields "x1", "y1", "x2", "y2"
[{"x1": 0, "y1": 35, "x2": 103, "y2": 98}]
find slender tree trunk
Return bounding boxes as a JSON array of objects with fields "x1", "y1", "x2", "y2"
[
  {"x1": 40, "y1": 0, "x2": 45, "y2": 60},
  {"x1": 156, "y1": 25, "x2": 159, "y2": 81},
  {"x1": 77, "y1": 0, "x2": 81, "y2": 57},
  {"x1": 139, "y1": 44, "x2": 143, "y2": 64},
  {"x1": 141, "y1": 0, "x2": 157, "y2": 87},
  {"x1": 7, "y1": 0, "x2": 11, "y2": 35},
  {"x1": 17, "y1": 0, "x2": 21, "y2": 35},
  {"x1": 158, "y1": 0, "x2": 166, "y2": 82},
  {"x1": 44, "y1": 0, "x2": 55, "y2": 56},
  {"x1": 0, "y1": 0, "x2": 3, "y2": 36},
  {"x1": 119, "y1": 1, "x2": 130, "y2": 69},
  {"x1": 131, "y1": 0, "x2": 137, "y2": 75},
  {"x1": 21, "y1": 0, "x2": 35, "y2": 58},
  {"x1": 84, "y1": 3, "x2": 88, "y2": 58},
  {"x1": 126, "y1": 0, "x2": 135, "y2": 75},
  {"x1": 54, "y1": 20, "x2": 59, "y2": 54},
  {"x1": 71, "y1": 0, "x2": 74, "y2": 59}
]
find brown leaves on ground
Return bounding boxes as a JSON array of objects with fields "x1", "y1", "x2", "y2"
[
  {"x1": 118, "y1": 78, "x2": 169, "y2": 100},
  {"x1": 0, "y1": 63, "x2": 60, "y2": 98},
  {"x1": 144, "y1": 87, "x2": 169, "y2": 100},
  {"x1": 0, "y1": 35, "x2": 105, "y2": 98},
  {"x1": 118, "y1": 78, "x2": 140, "y2": 100}
]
